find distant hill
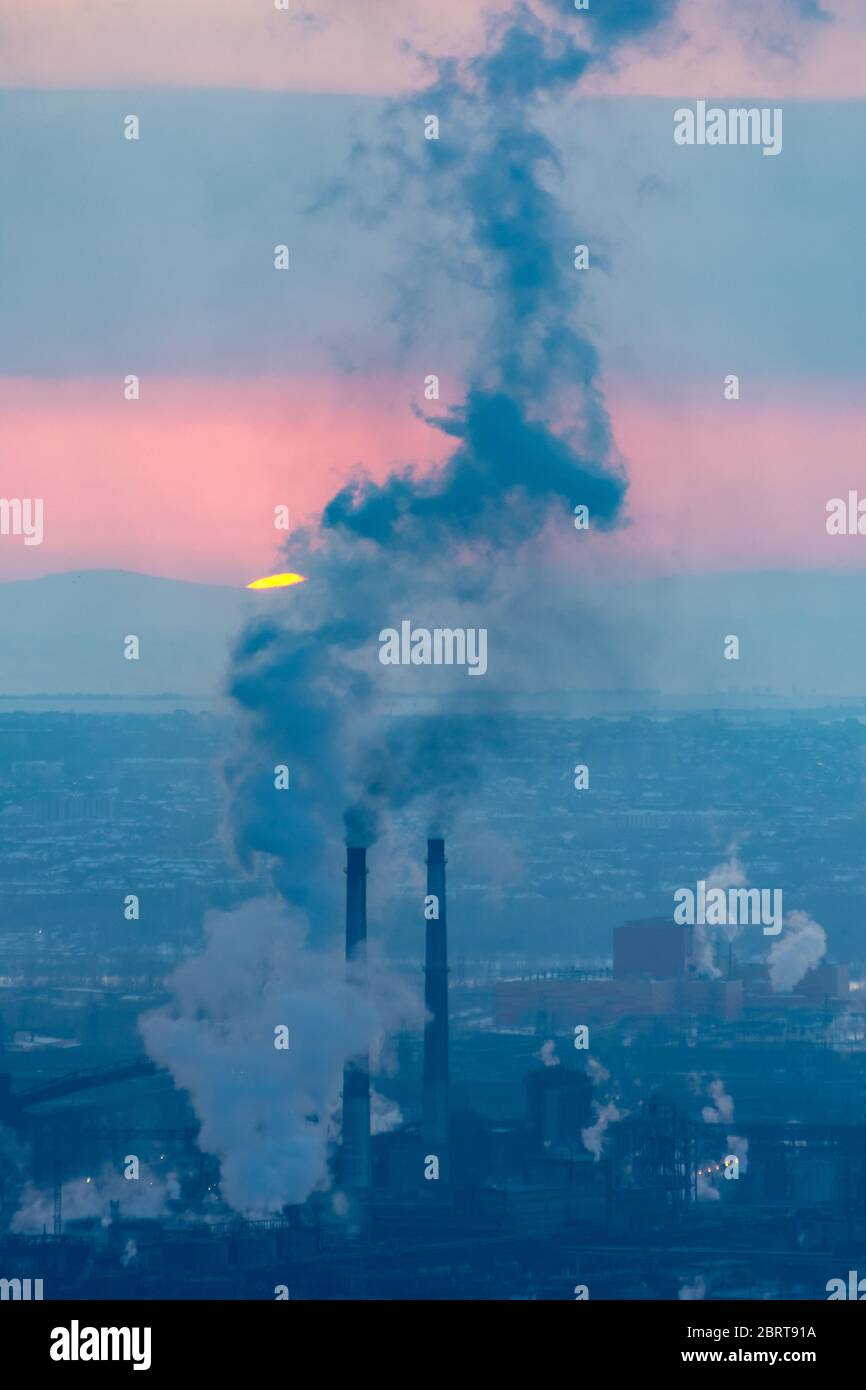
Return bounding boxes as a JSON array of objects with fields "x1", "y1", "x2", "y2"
[
  {"x1": 1, "y1": 567, "x2": 865, "y2": 702},
  {"x1": 0, "y1": 570, "x2": 254, "y2": 697}
]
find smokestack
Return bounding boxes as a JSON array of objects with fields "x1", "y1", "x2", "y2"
[
  {"x1": 342, "y1": 846, "x2": 371, "y2": 1190},
  {"x1": 423, "y1": 838, "x2": 450, "y2": 1175}
]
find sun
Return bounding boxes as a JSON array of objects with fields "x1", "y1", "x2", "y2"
[{"x1": 246, "y1": 573, "x2": 307, "y2": 590}]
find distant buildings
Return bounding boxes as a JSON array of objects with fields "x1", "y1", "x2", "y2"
[{"x1": 495, "y1": 917, "x2": 852, "y2": 1029}]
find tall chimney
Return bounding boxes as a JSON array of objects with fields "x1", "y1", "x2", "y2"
[
  {"x1": 423, "y1": 838, "x2": 450, "y2": 1175},
  {"x1": 342, "y1": 846, "x2": 371, "y2": 1190}
]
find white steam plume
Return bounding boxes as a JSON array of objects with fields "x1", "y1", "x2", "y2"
[
  {"x1": 768, "y1": 911, "x2": 827, "y2": 993},
  {"x1": 12, "y1": 1165, "x2": 180, "y2": 1233},
  {"x1": 701, "y1": 1078, "x2": 734, "y2": 1126},
  {"x1": 139, "y1": 898, "x2": 421, "y2": 1216}
]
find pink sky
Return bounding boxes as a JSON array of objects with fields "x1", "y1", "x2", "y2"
[
  {"x1": 1, "y1": 375, "x2": 863, "y2": 586},
  {"x1": 1, "y1": 0, "x2": 865, "y2": 98}
]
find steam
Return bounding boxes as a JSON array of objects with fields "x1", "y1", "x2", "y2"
[
  {"x1": 585, "y1": 1055, "x2": 610, "y2": 1085},
  {"x1": 693, "y1": 845, "x2": 747, "y2": 976},
  {"x1": 12, "y1": 1165, "x2": 181, "y2": 1233},
  {"x1": 139, "y1": 899, "x2": 421, "y2": 1216},
  {"x1": 581, "y1": 1053, "x2": 624, "y2": 1160},
  {"x1": 706, "y1": 850, "x2": 746, "y2": 892},
  {"x1": 192, "y1": 0, "x2": 678, "y2": 1214},
  {"x1": 678, "y1": 1274, "x2": 707, "y2": 1300},
  {"x1": 725, "y1": 1133, "x2": 749, "y2": 1176},
  {"x1": 768, "y1": 910, "x2": 827, "y2": 992},
  {"x1": 535, "y1": 1039, "x2": 560, "y2": 1067},
  {"x1": 371, "y1": 1088, "x2": 404, "y2": 1135},
  {"x1": 701, "y1": 1078, "x2": 734, "y2": 1126},
  {"x1": 581, "y1": 1100, "x2": 624, "y2": 1162},
  {"x1": 695, "y1": 1168, "x2": 720, "y2": 1203},
  {"x1": 696, "y1": 1079, "x2": 748, "y2": 1200}
]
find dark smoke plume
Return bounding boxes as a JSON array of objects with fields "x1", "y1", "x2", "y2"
[
  {"x1": 226, "y1": 0, "x2": 676, "y2": 874},
  {"x1": 145, "y1": 0, "x2": 677, "y2": 1215}
]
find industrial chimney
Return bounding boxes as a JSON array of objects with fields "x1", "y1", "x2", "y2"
[
  {"x1": 423, "y1": 838, "x2": 450, "y2": 1176},
  {"x1": 342, "y1": 846, "x2": 371, "y2": 1190}
]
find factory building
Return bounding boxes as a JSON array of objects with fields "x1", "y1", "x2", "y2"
[
  {"x1": 495, "y1": 918, "x2": 741, "y2": 1027},
  {"x1": 733, "y1": 961, "x2": 850, "y2": 1010},
  {"x1": 613, "y1": 917, "x2": 694, "y2": 980},
  {"x1": 5, "y1": 844, "x2": 865, "y2": 1302},
  {"x1": 495, "y1": 915, "x2": 854, "y2": 1029},
  {"x1": 340, "y1": 846, "x2": 371, "y2": 1191}
]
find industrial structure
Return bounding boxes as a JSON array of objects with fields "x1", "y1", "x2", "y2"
[
  {"x1": 341, "y1": 846, "x2": 371, "y2": 1191},
  {"x1": 423, "y1": 838, "x2": 450, "y2": 1178},
  {"x1": 495, "y1": 917, "x2": 852, "y2": 1029},
  {"x1": 3, "y1": 846, "x2": 866, "y2": 1300}
]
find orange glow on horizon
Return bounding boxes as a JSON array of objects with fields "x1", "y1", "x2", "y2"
[{"x1": 246, "y1": 572, "x2": 307, "y2": 590}]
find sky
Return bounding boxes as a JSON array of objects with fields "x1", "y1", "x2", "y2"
[{"x1": 1, "y1": 0, "x2": 864, "y2": 587}]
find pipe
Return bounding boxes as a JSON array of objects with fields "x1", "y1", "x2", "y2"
[
  {"x1": 423, "y1": 838, "x2": 450, "y2": 1174},
  {"x1": 342, "y1": 846, "x2": 371, "y2": 1190}
]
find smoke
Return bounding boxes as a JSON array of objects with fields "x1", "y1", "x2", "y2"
[
  {"x1": 12, "y1": 1166, "x2": 180, "y2": 1234},
  {"x1": 139, "y1": 898, "x2": 421, "y2": 1216},
  {"x1": 701, "y1": 1078, "x2": 735, "y2": 1126},
  {"x1": 202, "y1": 0, "x2": 678, "y2": 1215},
  {"x1": 324, "y1": 390, "x2": 625, "y2": 551},
  {"x1": 225, "y1": 0, "x2": 678, "y2": 888},
  {"x1": 768, "y1": 910, "x2": 827, "y2": 992},
  {"x1": 535, "y1": 1038, "x2": 560, "y2": 1067}
]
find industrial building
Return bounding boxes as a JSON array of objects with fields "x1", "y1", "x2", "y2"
[
  {"x1": 495, "y1": 917, "x2": 853, "y2": 1029},
  {"x1": 2, "y1": 854, "x2": 866, "y2": 1300}
]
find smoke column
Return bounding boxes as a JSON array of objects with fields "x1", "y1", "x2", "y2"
[
  {"x1": 149, "y1": 0, "x2": 679, "y2": 1215},
  {"x1": 225, "y1": 0, "x2": 677, "y2": 893}
]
